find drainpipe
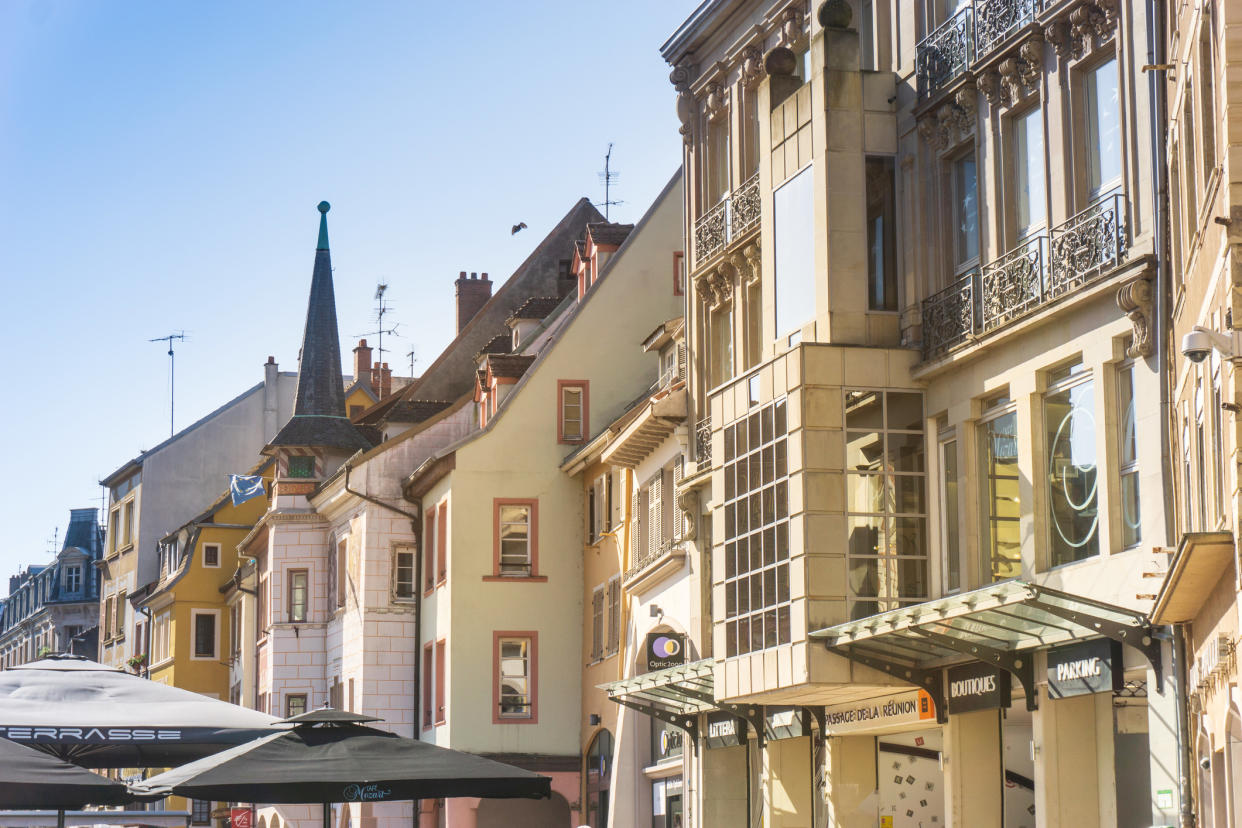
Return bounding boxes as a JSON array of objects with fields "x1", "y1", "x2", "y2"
[
  {"x1": 344, "y1": 461, "x2": 423, "y2": 825},
  {"x1": 1145, "y1": 0, "x2": 1189, "y2": 824},
  {"x1": 138, "y1": 605, "x2": 153, "y2": 679}
]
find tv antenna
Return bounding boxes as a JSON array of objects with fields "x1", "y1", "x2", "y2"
[
  {"x1": 405, "y1": 347, "x2": 418, "y2": 379},
  {"x1": 353, "y1": 282, "x2": 402, "y2": 367},
  {"x1": 46, "y1": 527, "x2": 58, "y2": 556},
  {"x1": 596, "y1": 143, "x2": 622, "y2": 220},
  {"x1": 150, "y1": 331, "x2": 187, "y2": 437}
]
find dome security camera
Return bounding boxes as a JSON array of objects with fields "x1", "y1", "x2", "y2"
[
  {"x1": 1182, "y1": 330, "x2": 1214, "y2": 363},
  {"x1": 1181, "y1": 326, "x2": 1242, "y2": 364}
]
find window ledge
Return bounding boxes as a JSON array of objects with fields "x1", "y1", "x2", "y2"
[{"x1": 482, "y1": 575, "x2": 548, "y2": 583}]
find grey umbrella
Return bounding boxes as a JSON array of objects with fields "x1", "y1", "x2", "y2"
[
  {"x1": 0, "y1": 734, "x2": 134, "y2": 828},
  {"x1": 130, "y1": 710, "x2": 551, "y2": 828},
  {"x1": 0, "y1": 654, "x2": 277, "y2": 768}
]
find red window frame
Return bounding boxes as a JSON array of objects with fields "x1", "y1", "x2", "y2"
[
  {"x1": 485, "y1": 498, "x2": 545, "y2": 582},
  {"x1": 422, "y1": 642, "x2": 434, "y2": 731},
  {"x1": 673, "y1": 250, "x2": 685, "y2": 296},
  {"x1": 424, "y1": 510, "x2": 436, "y2": 596},
  {"x1": 434, "y1": 639, "x2": 447, "y2": 725},
  {"x1": 436, "y1": 502, "x2": 448, "y2": 586},
  {"x1": 492, "y1": 630, "x2": 538, "y2": 725}
]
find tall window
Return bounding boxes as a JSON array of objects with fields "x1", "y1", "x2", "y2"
[
  {"x1": 705, "y1": 114, "x2": 731, "y2": 206},
  {"x1": 939, "y1": 433, "x2": 962, "y2": 592},
  {"x1": 845, "y1": 391, "x2": 928, "y2": 619},
  {"x1": 1013, "y1": 107, "x2": 1046, "y2": 239},
  {"x1": 423, "y1": 511, "x2": 436, "y2": 594},
  {"x1": 122, "y1": 502, "x2": 134, "y2": 548},
  {"x1": 585, "y1": 729, "x2": 614, "y2": 828},
  {"x1": 1183, "y1": 411, "x2": 1194, "y2": 532},
  {"x1": 559, "y1": 382, "x2": 588, "y2": 443},
  {"x1": 114, "y1": 591, "x2": 126, "y2": 638},
  {"x1": 774, "y1": 166, "x2": 816, "y2": 339},
  {"x1": 1045, "y1": 363, "x2": 1099, "y2": 565},
  {"x1": 230, "y1": 604, "x2": 241, "y2": 660},
  {"x1": 436, "y1": 502, "x2": 448, "y2": 585},
  {"x1": 1195, "y1": 377, "x2": 1208, "y2": 530},
  {"x1": 288, "y1": 570, "x2": 308, "y2": 623},
  {"x1": 335, "y1": 539, "x2": 348, "y2": 608},
  {"x1": 493, "y1": 500, "x2": 538, "y2": 578},
  {"x1": 722, "y1": 398, "x2": 791, "y2": 655},
  {"x1": 1118, "y1": 361, "x2": 1142, "y2": 548},
  {"x1": 709, "y1": 306, "x2": 734, "y2": 388},
  {"x1": 606, "y1": 576, "x2": 621, "y2": 657},
  {"x1": 980, "y1": 397, "x2": 1021, "y2": 580},
  {"x1": 495, "y1": 633, "x2": 536, "y2": 722},
  {"x1": 867, "y1": 157, "x2": 897, "y2": 310},
  {"x1": 393, "y1": 547, "x2": 415, "y2": 600},
  {"x1": 953, "y1": 155, "x2": 979, "y2": 269},
  {"x1": 587, "y1": 473, "x2": 613, "y2": 544},
  {"x1": 1198, "y1": 10, "x2": 1217, "y2": 181},
  {"x1": 1084, "y1": 59, "x2": 1121, "y2": 199},
  {"x1": 192, "y1": 611, "x2": 218, "y2": 659},
  {"x1": 435, "y1": 639, "x2": 446, "y2": 725}
]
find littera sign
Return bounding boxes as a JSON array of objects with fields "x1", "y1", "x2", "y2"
[
  {"x1": 1045, "y1": 639, "x2": 1123, "y2": 699},
  {"x1": 945, "y1": 663, "x2": 1011, "y2": 715},
  {"x1": 704, "y1": 711, "x2": 744, "y2": 749}
]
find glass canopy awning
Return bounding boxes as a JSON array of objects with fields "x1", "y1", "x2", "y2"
[
  {"x1": 809, "y1": 580, "x2": 1162, "y2": 713},
  {"x1": 600, "y1": 658, "x2": 764, "y2": 740}
]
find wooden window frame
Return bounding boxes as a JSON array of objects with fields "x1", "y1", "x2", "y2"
[
  {"x1": 201, "y1": 543, "x2": 221, "y2": 569},
  {"x1": 285, "y1": 693, "x2": 308, "y2": 719},
  {"x1": 673, "y1": 251, "x2": 685, "y2": 296},
  {"x1": 436, "y1": 502, "x2": 448, "y2": 586},
  {"x1": 335, "y1": 539, "x2": 347, "y2": 609},
  {"x1": 492, "y1": 631, "x2": 538, "y2": 724},
  {"x1": 557, "y1": 380, "x2": 590, "y2": 444},
  {"x1": 393, "y1": 546, "x2": 416, "y2": 602},
  {"x1": 422, "y1": 642, "x2": 434, "y2": 731},
  {"x1": 486, "y1": 498, "x2": 545, "y2": 582},
  {"x1": 434, "y1": 639, "x2": 447, "y2": 725},
  {"x1": 190, "y1": 608, "x2": 219, "y2": 661}
]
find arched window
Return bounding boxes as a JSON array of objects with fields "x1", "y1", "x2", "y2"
[{"x1": 584, "y1": 729, "x2": 613, "y2": 828}]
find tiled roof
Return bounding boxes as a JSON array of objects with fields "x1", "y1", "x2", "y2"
[
  {"x1": 486, "y1": 353, "x2": 537, "y2": 379},
  {"x1": 474, "y1": 334, "x2": 512, "y2": 362},
  {"x1": 269, "y1": 416, "x2": 372, "y2": 453},
  {"x1": 586, "y1": 221, "x2": 635, "y2": 247},
  {"x1": 386, "y1": 400, "x2": 455, "y2": 423},
  {"x1": 507, "y1": 296, "x2": 562, "y2": 323}
]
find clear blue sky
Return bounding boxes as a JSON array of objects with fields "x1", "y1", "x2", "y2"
[{"x1": 0, "y1": 0, "x2": 697, "y2": 575}]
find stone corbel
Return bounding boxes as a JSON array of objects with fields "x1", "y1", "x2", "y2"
[
  {"x1": 1116, "y1": 276, "x2": 1154, "y2": 358},
  {"x1": 743, "y1": 242, "x2": 761, "y2": 286},
  {"x1": 671, "y1": 57, "x2": 697, "y2": 145},
  {"x1": 704, "y1": 82, "x2": 729, "y2": 123},
  {"x1": 977, "y1": 70, "x2": 1003, "y2": 106},
  {"x1": 1017, "y1": 36, "x2": 1043, "y2": 90},
  {"x1": 779, "y1": 6, "x2": 804, "y2": 49},
  {"x1": 1043, "y1": 19, "x2": 1076, "y2": 61},
  {"x1": 1070, "y1": 2, "x2": 1115, "y2": 54},
  {"x1": 710, "y1": 260, "x2": 738, "y2": 307},
  {"x1": 918, "y1": 117, "x2": 948, "y2": 151},
  {"x1": 675, "y1": 485, "x2": 700, "y2": 542},
  {"x1": 729, "y1": 251, "x2": 752, "y2": 286},
  {"x1": 739, "y1": 44, "x2": 765, "y2": 87}
]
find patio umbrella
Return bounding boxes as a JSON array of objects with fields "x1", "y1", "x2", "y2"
[
  {"x1": 130, "y1": 710, "x2": 551, "y2": 828},
  {"x1": 0, "y1": 735, "x2": 134, "y2": 828},
  {"x1": 0, "y1": 654, "x2": 277, "y2": 767}
]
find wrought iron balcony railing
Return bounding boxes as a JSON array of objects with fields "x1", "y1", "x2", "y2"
[
  {"x1": 695, "y1": 416, "x2": 712, "y2": 466},
  {"x1": 916, "y1": 6, "x2": 973, "y2": 100},
  {"x1": 731, "y1": 173, "x2": 760, "y2": 239},
  {"x1": 974, "y1": 0, "x2": 1042, "y2": 59},
  {"x1": 922, "y1": 192, "x2": 1128, "y2": 359},
  {"x1": 625, "y1": 539, "x2": 683, "y2": 584},
  {"x1": 694, "y1": 197, "x2": 729, "y2": 265}
]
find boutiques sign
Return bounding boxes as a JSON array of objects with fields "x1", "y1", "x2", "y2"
[
  {"x1": 1046, "y1": 639, "x2": 1123, "y2": 698},
  {"x1": 945, "y1": 663, "x2": 1011, "y2": 714},
  {"x1": 823, "y1": 690, "x2": 936, "y2": 735}
]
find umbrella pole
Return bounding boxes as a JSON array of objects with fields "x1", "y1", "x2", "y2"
[
  {"x1": 57, "y1": 809, "x2": 65, "y2": 828},
  {"x1": 323, "y1": 802, "x2": 330, "y2": 828}
]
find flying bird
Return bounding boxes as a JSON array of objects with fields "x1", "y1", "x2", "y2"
[{"x1": 511, "y1": 222, "x2": 528, "y2": 235}]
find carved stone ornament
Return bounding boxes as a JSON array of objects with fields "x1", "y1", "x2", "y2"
[
  {"x1": 710, "y1": 261, "x2": 737, "y2": 307},
  {"x1": 671, "y1": 57, "x2": 697, "y2": 145},
  {"x1": 743, "y1": 242, "x2": 761, "y2": 285},
  {"x1": 739, "y1": 44, "x2": 764, "y2": 87},
  {"x1": 977, "y1": 70, "x2": 1003, "y2": 106},
  {"x1": 1043, "y1": 19, "x2": 1075, "y2": 61},
  {"x1": 818, "y1": 0, "x2": 852, "y2": 29},
  {"x1": 918, "y1": 117, "x2": 948, "y2": 151},
  {"x1": 1116, "y1": 276, "x2": 1154, "y2": 358},
  {"x1": 1069, "y1": 1, "x2": 1118, "y2": 55},
  {"x1": 779, "y1": 6, "x2": 804, "y2": 49},
  {"x1": 992, "y1": 36, "x2": 1042, "y2": 107},
  {"x1": 676, "y1": 485, "x2": 700, "y2": 542},
  {"x1": 704, "y1": 81, "x2": 729, "y2": 123}
]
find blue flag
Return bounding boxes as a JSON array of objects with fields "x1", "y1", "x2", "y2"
[{"x1": 230, "y1": 475, "x2": 267, "y2": 506}]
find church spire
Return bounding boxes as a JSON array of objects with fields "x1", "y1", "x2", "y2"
[{"x1": 266, "y1": 202, "x2": 370, "y2": 454}]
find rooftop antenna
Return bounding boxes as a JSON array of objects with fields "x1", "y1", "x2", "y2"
[
  {"x1": 47, "y1": 527, "x2": 58, "y2": 556},
  {"x1": 354, "y1": 282, "x2": 402, "y2": 367},
  {"x1": 596, "y1": 142, "x2": 622, "y2": 220},
  {"x1": 405, "y1": 347, "x2": 417, "y2": 379},
  {"x1": 150, "y1": 331, "x2": 187, "y2": 437}
]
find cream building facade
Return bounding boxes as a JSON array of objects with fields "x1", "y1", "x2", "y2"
[{"x1": 600, "y1": 0, "x2": 1185, "y2": 826}]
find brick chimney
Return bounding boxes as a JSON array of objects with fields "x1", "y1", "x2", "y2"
[
  {"x1": 455, "y1": 271, "x2": 492, "y2": 334},
  {"x1": 372, "y1": 361, "x2": 392, "y2": 398},
  {"x1": 352, "y1": 339, "x2": 373, "y2": 388}
]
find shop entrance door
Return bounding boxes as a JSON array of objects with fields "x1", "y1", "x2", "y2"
[{"x1": 877, "y1": 728, "x2": 944, "y2": 826}]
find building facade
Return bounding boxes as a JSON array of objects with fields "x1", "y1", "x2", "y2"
[
  {"x1": 0, "y1": 508, "x2": 104, "y2": 667},
  {"x1": 598, "y1": 0, "x2": 1184, "y2": 826}
]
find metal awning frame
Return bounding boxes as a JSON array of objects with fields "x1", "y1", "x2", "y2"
[{"x1": 814, "y1": 581, "x2": 1164, "y2": 707}]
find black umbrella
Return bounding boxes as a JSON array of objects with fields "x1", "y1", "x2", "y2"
[
  {"x1": 0, "y1": 654, "x2": 277, "y2": 767},
  {"x1": 130, "y1": 710, "x2": 551, "y2": 828},
  {"x1": 0, "y1": 736, "x2": 131, "y2": 809}
]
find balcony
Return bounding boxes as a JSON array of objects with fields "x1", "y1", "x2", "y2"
[
  {"x1": 695, "y1": 415, "x2": 712, "y2": 466},
  {"x1": 693, "y1": 172, "x2": 762, "y2": 270},
  {"x1": 921, "y1": 192, "x2": 1128, "y2": 360},
  {"x1": 916, "y1": 6, "x2": 973, "y2": 100},
  {"x1": 974, "y1": 0, "x2": 1043, "y2": 59},
  {"x1": 731, "y1": 173, "x2": 760, "y2": 238},
  {"x1": 623, "y1": 538, "x2": 687, "y2": 594},
  {"x1": 694, "y1": 198, "x2": 728, "y2": 265}
]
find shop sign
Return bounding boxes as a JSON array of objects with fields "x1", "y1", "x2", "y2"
[
  {"x1": 823, "y1": 690, "x2": 936, "y2": 735},
  {"x1": 646, "y1": 632, "x2": 687, "y2": 673},
  {"x1": 654, "y1": 720, "x2": 684, "y2": 761},
  {"x1": 945, "y1": 662, "x2": 1011, "y2": 714},
  {"x1": 1046, "y1": 639, "x2": 1123, "y2": 699},
  {"x1": 230, "y1": 809, "x2": 253, "y2": 828},
  {"x1": 704, "y1": 711, "x2": 745, "y2": 749},
  {"x1": 764, "y1": 706, "x2": 811, "y2": 741}
]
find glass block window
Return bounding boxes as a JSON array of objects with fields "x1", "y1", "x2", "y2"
[
  {"x1": 722, "y1": 398, "x2": 790, "y2": 657},
  {"x1": 844, "y1": 390, "x2": 927, "y2": 620}
]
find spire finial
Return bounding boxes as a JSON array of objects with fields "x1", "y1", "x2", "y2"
[{"x1": 317, "y1": 201, "x2": 331, "y2": 249}]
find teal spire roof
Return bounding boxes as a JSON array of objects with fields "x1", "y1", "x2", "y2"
[{"x1": 317, "y1": 201, "x2": 330, "y2": 250}]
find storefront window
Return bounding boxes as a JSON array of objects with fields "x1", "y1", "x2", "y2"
[
  {"x1": 722, "y1": 398, "x2": 791, "y2": 656},
  {"x1": 980, "y1": 396, "x2": 1021, "y2": 580},
  {"x1": 584, "y1": 729, "x2": 613, "y2": 828},
  {"x1": 845, "y1": 390, "x2": 927, "y2": 619},
  {"x1": 1045, "y1": 363, "x2": 1099, "y2": 566}
]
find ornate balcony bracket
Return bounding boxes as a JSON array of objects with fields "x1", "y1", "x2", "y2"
[
  {"x1": 1116, "y1": 273, "x2": 1154, "y2": 358},
  {"x1": 671, "y1": 57, "x2": 698, "y2": 146},
  {"x1": 918, "y1": 84, "x2": 977, "y2": 150}
]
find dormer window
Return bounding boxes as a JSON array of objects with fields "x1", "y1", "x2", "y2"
[{"x1": 63, "y1": 565, "x2": 82, "y2": 593}]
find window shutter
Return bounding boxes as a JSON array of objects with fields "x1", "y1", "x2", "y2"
[
  {"x1": 605, "y1": 472, "x2": 614, "y2": 530},
  {"x1": 587, "y1": 485, "x2": 597, "y2": 543},
  {"x1": 630, "y1": 483, "x2": 640, "y2": 562},
  {"x1": 591, "y1": 589, "x2": 604, "y2": 661},
  {"x1": 672, "y1": 457, "x2": 684, "y2": 541},
  {"x1": 648, "y1": 473, "x2": 663, "y2": 556},
  {"x1": 423, "y1": 515, "x2": 435, "y2": 593},
  {"x1": 436, "y1": 503, "x2": 448, "y2": 584},
  {"x1": 677, "y1": 342, "x2": 687, "y2": 381},
  {"x1": 606, "y1": 578, "x2": 620, "y2": 655},
  {"x1": 434, "y1": 640, "x2": 446, "y2": 724}
]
